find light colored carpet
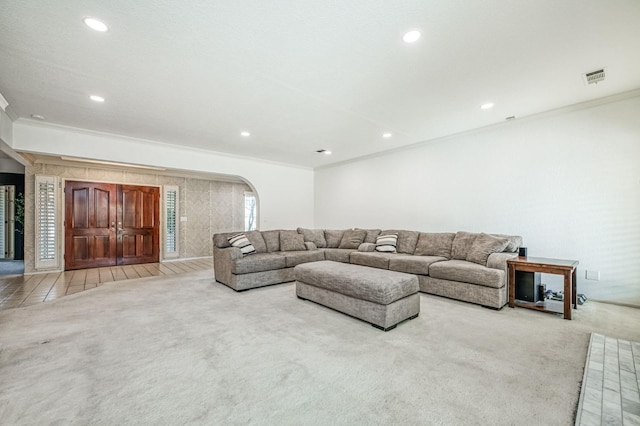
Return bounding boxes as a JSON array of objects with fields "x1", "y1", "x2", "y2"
[{"x1": 1, "y1": 270, "x2": 639, "y2": 425}]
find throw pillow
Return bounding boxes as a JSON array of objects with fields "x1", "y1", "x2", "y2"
[
  {"x1": 297, "y1": 227, "x2": 327, "y2": 248},
  {"x1": 338, "y1": 229, "x2": 367, "y2": 249},
  {"x1": 451, "y1": 231, "x2": 479, "y2": 260},
  {"x1": 414, "y1": 232, "x2": 456, "y2": 258},
  {"x1": 227, "y1": 233, "x2": 256, "y2": 257},
  {"x1": 466, "y1": 233, "x2": 510, "y2": 265},
  {"x1": 357, "y1": 228, "x2": 382, "y2": 244},
  {"x1": 280, "y1": 230, "x2": 307, "y2": 251},
  {"x1": 244, "y1": 230, "x2": 267, "y2": 253},
  {"x1": 375, "y1": 234, "x2": 398, "y2": 253}
]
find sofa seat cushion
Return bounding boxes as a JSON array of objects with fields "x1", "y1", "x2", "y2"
[
  {"x1": 429, "y1": 260, "x2": 504, "y2": 288},
  {"x1": 294, "y1": 261, "x2": 418, "y2": 305},
  {"x1": 389, "y1": 255, "x2": 447, "y2": 275},
  {"x1": 280, "y1": 250, "x2": 325, "y2": 267},
  {"x1": 350, "y1": 252, "x2": 397, "y2": 270},
  {"x1": 321, "y1": 248, "x2": 355, "y2": 263},
  {"x1": 231, "y1": 253, "x2": 287, "y2": 274}
]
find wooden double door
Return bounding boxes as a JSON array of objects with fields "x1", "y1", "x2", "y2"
[{"x1": 65, "y1": 181, "x2": 160, "y2": 271}]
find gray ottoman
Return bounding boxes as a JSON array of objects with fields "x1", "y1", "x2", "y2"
[{"x1": 294, "y1": 260, "x2": 420, "y2": 331}]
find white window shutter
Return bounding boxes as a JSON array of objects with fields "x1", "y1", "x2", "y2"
[
  {"x1": 35, "y1": 175, "x2": 58, "y2": 269},
  {"x1": 164, "y1": 185, "x2": 179, "y2": 258}
]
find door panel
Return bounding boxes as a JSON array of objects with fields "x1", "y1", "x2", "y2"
[
  {"x1": 65, "y1": 182, "x2": 117, "y2": 270},
  {"x1": 65, "y1": 181, "x2": 160, "y2": 270},
  {"x1": 117, "y1": 184, "x2": 159, "y2": 266}
]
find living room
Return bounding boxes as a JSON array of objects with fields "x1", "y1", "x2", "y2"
[{"x1": 1, "y1": 1, "x2": 639, "y2": 425}]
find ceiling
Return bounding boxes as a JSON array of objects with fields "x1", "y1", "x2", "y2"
[{"x1": 1, "y1": 0, "x2": 639, "y2": 168}]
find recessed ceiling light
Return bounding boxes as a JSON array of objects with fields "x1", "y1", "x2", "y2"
[
  {"x1": 83, "y1": 17, "x2": 109, "y2": 32},
  {"x1": 480, "y1": 103, "x2": 494, "y2": 110},
  {"x1": 240, "y1": 131, "x2": 251, "y2": 137},
  {"x1": 90, "y1": 95, "x2": 105, "y2": 102},
  {"x1": 30, "y1": 114, "x2": 45, "y2": 120},
  {"x1": 402, "y1": 30, "x2": 421, "y2": 43},
  {"x1": 382, "y1": 132, "x2": 393, "y2": 138},
  {"x1": 316, "y1": 149, "x2": 332, "y2": 155}
]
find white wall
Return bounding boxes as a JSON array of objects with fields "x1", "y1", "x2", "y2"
[
  {"x1": 11, "y1": 121, "x2": 314, "y2": 230},
  {"x1": 315, "y1": 93, "x2": 640, "y2": 305}
]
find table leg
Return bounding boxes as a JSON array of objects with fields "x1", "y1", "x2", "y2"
[
  {"x1": 564, "y1": 271, "x2": 572, "y2": 320},
  {"x1": 572, "y1": 269, "x2": 577, "y2": 309},
  {"x1": 508, "y1": 264, "x2": 516, "y2": 308}
]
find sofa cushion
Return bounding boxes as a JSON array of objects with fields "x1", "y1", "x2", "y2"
[
  {"x1": 245, "y1": 230, "x2": 267, "y2": 253},
  {"x1": 280, "y1": 250, "x2": 325, "y2": 267},
  {"x1": 466, "y1": 233, "x2": 510, "y2": 265},
  {"x1": 414, "y1": 233, "x2": 455, "y2": 259},
  {"x1": 389, "y1": 255, "x2": 447, "y2": 275},
  {"x1": 322, "y1": 248, "x2": 355, "y2": 263},
  {"x1": 324, "y1": 230, "x2": 346, "y2": 248},
  {"x1": 297, "y1": 228, "x2": 327, "y2": 248},
  {"x1": 227, "y1": 233, "x2": 256, "y2": 256},
  {"x1": 261, "y1": 230, "x2": 281, "y2": 252},
  {"x1": 231, "y1": 253, "x2": 286, "y2": 274},
  {"x1": 338, "y1": 229, "x2": 367, "y2": 249},
  {"x1": 358, "y1": 229, "x2": 382, "y2": 244},
  {"x1": 350, "y1": 252, "x2": 395, "y2": 269},
  {"x1": 491, "y1": 233, "x2": 522, "y2": 253},
  {"x1": 451, "y1": 231, "x2": 479, "y2": 260},
  {"x1": 381, "y1": 230, "x2": 420, "y2": 254},
  {"x1": 280, "y1": 230, "x2": 307, "y2": 251},
  {"x1": 375, "y1": 233, "x2": 398, "y2": 253},
  {"x1": 429, "y1": 260, "x2": 504, "y2": 288}
]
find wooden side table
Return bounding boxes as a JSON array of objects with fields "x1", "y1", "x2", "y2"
[{"x1": 507, "y1": 256, "x2": 579, "y2": 320}]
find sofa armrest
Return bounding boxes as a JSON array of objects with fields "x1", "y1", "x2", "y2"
[
  {"x1": 212, "y1": 245, "x2": 242, "y2": 285},
  {"x1": 304, "y1": 241, "x2": 317, "y2": 251},
  {"x1": 358, "y1": 243, "x2": 376, "y2": 252},
  {"x1": 487, "y1": 252, "x2": 518, "y2": 271}
]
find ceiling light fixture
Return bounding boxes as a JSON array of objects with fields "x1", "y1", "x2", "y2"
[
  {"x1": 316, "y1": 149, "x2": 332, "y2": 155},
  {"x1": 480, "y1": 103, "x2": 494, "y2": 110},
  {"x1": 30, "y1": 114, "x2": 45, "y2": 120},
  {"x1": 402, "y1": 30, "x2": 421, "y2": 43},
  {"x1": 382, "y1": 132, "x2": 393, "y2": 138},
  {"x1": 83, "y1": 17, "x2": 109, "y2": 32},
  {"x1": 90, "y1": 95, "x2": 105, "y2": 102},
  {"x1": 240, "y1": 131, "x2": 251, "y2": 137}
]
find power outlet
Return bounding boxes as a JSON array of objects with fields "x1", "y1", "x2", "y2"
[{"x1": 585, "y1": 270, "x2": 600, "y2": 281}]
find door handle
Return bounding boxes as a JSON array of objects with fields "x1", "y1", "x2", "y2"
[{"x1": 110, "y1": 222, "x2": 116, "y2": 232}]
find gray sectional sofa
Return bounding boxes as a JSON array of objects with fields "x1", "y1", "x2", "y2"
[{"x1": 212, "y1": 228, "x2": 522, "y2": 309}]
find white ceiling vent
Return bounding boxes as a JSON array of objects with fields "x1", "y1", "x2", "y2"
[{"x1": 583, "y1": 68, "x2": 606, "y2": 85}]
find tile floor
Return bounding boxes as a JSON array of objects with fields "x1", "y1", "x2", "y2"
[
  {"x1": 0, "y1": 258, "x2": 212, "y2": 311},
  {"x1": 576, "y1": 333, "x2": 640, "y2": 426}
]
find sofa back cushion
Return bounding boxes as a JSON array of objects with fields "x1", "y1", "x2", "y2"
[
  {"x1": 261, "y1": 230, "x2": 281, "y2": 252},
  {"x1": 381, "y1": 230, "x2": 420, "y2": 254},
  {"x1": 244, "y1": 230, "x2": 267, "y2": 253},
  {"x1": 490, "y1": 233, "x2": 522, "y2": 253},
  {"x1": 280, "y1": 230, "x2": 307, "y2": 251},
  {"x1": 414, "y1": 232, "x2": 455, "y2": 258},
  {"x1": 466, "y1": 233, "x2": 510, "y2": 265},
  {"x1": 324, "y1": 230, "x2": 346, "y2": 248},
  {"x1": 297, "y1": 227, "x2": 327, "y2": 248},
  {"x1": 451, "y1": 231, "x2": 479, "y2": 260}
]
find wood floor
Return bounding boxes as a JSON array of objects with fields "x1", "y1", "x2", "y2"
[{"x1": 0, "y1": 258, "x2": 212, "y2": 311}]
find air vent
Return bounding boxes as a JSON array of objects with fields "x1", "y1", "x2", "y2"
[{"x1": 583, "y1": 68, "x2": 606, "y2": 85}]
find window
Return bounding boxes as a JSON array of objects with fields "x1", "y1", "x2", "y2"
[
  {"x1": 35, "y1": 175, "x2": 58, "y2": 269},
  {"x1": 244, "y1": 192, "x2": 257, "y2": 231},
  {"x1": 164, "y1": 185, "x2": 179, "y2": 258}
]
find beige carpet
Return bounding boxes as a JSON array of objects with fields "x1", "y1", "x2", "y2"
[{"x1": 1, "y1": 270, "x2": 639, "y2": 425}]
